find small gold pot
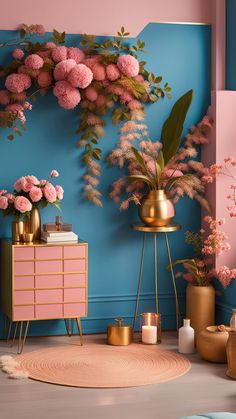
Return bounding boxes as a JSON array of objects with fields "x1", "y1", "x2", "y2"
[
  {"x1": 24, "y1": 207, "x2": 41, "y2": 241},
  {"x1": 186, "y1": 284, "x2": 215, "y2": 342},
  {"x1": 138, "y1": 190, "x2": 175, "y2": 227},
  {"x1": 107, "y1": 318, "x2": 133, "y2": 346},
  {"x1": 12, "y1": 218, "x2": 24, "y2": 243},
  {"x1": 197, "y1": 326, "x2": 230, "y2": 363},
  {"x1": 226, "y1": 330, "x2": 236, "y2": 379}
]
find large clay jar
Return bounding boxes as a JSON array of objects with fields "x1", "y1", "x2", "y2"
[
  {"x1": 197, "y1": 326, "x2": 230, "y2": 363},
  {"x1": 186, "y1": 284, "x2": 215, "y2": 342},
  {"x1": 24, "y1": 207, "x2": 41, "y2": 241},
  {"x1": 138, "y1": 190, "x2": 175, "y2": 227},
  {"x1": 226, "y1": 330, "x2": 236, "y2": 379}
]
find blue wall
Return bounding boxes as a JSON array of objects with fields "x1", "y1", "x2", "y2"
[
  {"x1": 226, "y1": 0, "x2": 236, "y2": 89},
  {"x1": 0, "y1": 23, "x2": 211, "y2": 337}
]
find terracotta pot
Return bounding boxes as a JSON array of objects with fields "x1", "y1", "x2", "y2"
[
  {"x1": 226, "y1": 330, "x2": 236, "y2": 379},
  {"x1": 138, "y1": 190, "x2": 175, "y2": 227},
  {"x1": 12, "y1": 218, "x2": 24, "y2": 242},
  {"x1": 197, "y1": 326, "x2": 230, "y2": 363},
  {"x1": 24, "y1": 208, "x2": 41, "y2": 241},
  {"x1": 186, "y1": 284, "x2": 215, "y2": 342}
]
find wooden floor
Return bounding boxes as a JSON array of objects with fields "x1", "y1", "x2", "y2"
[{"x1": 0, "y1": 332, "x2": 235, "y2": 419}]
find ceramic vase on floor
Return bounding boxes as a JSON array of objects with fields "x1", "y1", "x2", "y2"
[
  {"x1": 178, "y1": 318, "x2": 195, "y2": 354},
  {"x1": 197, "y1": 326, "x2": 230, "y2": 363},
  {"x1": 138, "y1": 190, "x2": 175, "y2": 227},
  {"x1": 186, "y1": 284, "x2": 215, "y2": 342}
]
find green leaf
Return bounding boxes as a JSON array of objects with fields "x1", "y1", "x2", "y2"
[
  {"x1": 156, "y1": 151, "x2": 164, "y2": 173},
  {"x1": 161, "y1": 89, "x2": 193, "y2": 164},
  {"x1": 126, "y1": 175, "x2": 154, "y2": 187},
  {"x1": 131, "y1": 147, "x2": 146, "y2": 171}
]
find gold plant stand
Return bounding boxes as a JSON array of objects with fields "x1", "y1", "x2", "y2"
[{"x1": 132, "y1": 223, "x2": 181, "y2": 331}]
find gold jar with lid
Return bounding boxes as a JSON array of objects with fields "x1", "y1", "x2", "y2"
[{"x1": 107, "y1": 318, "x2": 133, "y2": 346}]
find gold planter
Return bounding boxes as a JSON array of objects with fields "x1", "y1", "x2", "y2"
[
  {"x1": 138, "y1": 190, "x2": 175, "y2": 227},
  {"x1": 186, "y1": 284, "x2": 215, "y2": 342},
  {"x1": 12, "y1": 219, "x2": 24, "y2": 243},
  {"x1": 197, "y1": 326, "x2": 230, "y2": 363},
  {"x1": 24, "y1": 208, "x2": 41, "y2": 241},
  {"x1": 107, "y1": 318, "x2": 133, "y2": 346},
  {"x1": 226, "y1": 330, "x2": 236, "y2": 379}
]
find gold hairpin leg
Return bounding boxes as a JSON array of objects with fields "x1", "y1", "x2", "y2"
[
  {"x1": 154, "y1": 233, "x2": 159, "y2": 314},
  {"x1": 17, "y1": 321, "x2": 29, "y2": 354},
  {"x1": 3, "y1": 316, "x2": 8, "y2": 340},
  {"x1": 65, "y1": 319, "x2": 75, "y2": 336},
  {"x1": 11, "y1": 322, "x2": 19, "y2": 347},
  {"x1": 7, "y1": 320, "x2": 12, "y2": 342},
  {"x1": 76, "y1": 318, "x2": 83, "y2": 346},
  {"x1": 133, "y1": 232, "x2": 146, "y2": 330},
  {"x1": 165, "y1": 232, "x2": 181, "y2": 331}
]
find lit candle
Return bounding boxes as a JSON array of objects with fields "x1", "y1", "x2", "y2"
[{"x1": 141, "y1": 314, "x2": 157, "y2": 344}]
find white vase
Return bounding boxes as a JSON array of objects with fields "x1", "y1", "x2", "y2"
[{"x1": 178, "y1": 318, "x2": 195, "y2": 354}]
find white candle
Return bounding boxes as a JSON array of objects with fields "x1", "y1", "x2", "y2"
[{"x1": 142, "y1": 325, "x2": 157, "y2": 344}]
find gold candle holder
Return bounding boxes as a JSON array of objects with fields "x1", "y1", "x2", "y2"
[
  {"x1": 21, "y1": 233, "x2": 34, "y2": 243},
  {"x1": 140, "y1": 313, "x2": 161, "y2": 344}
]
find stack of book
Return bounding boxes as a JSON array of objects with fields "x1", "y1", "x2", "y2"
[{"x1": 41, "y1": 231, "x2": 78, "y2": 243}]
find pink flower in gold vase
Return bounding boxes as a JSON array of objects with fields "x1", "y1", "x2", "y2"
[
  {"x1": 43, "y1": 183, "x2": 57, "y2": 203},
  {"x1": 0, "y1": 196, "x2": 8, "y2": 210},
  {"x1": 14, "y1": 196, "x2": 32, "y2": 213},
  {"x1": 29, "y1": 186, "x2": 43, "y2": 202}
]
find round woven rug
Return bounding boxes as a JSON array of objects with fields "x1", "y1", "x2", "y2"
[{"x1": 16, "y1": 340, "x2": 191, "y2": 388}]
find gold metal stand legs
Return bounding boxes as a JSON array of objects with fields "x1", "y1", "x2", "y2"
[
  {"x1": 133, "y1": 231, "x2": 181, "y2": 331},
  {"x1": 65, "y1": 318, "x2": 83, "y2": 345},
  {"x1": 6, "y1": 320, "x2": 30, "y2": 354}
]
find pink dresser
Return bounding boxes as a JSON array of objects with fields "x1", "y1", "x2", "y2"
[{"x1": 1, "y1": 239, "x2": 88, "y2": 351}]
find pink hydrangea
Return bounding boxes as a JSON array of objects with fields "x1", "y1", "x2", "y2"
[
  {"x1": 53, "y1": 81, "x2": 81, "y2": 109},
  {"x1": 25, "y1": 54, "x2": 44, "y2": 70},
  {"x1": 43, "y1": 183, "x2": 57, "y2": 203},
  {"x1": 0, "y1": 90, "x2": 10, "y2": 105},
  {"x1": 4, "y1": 193, "x2": 15, "y2": 203},
  {"x1": 29, "y1": 186, "x2": 43, "y2": 202},
  {"x1": 67, "y1": 47, "x2": 85, "y2": 64},
  {"x1": 127, "y1": 100, "x2": 142, "y2": 110},
  {"x1": 85, "y1": 86, "x2": 98, "y2": 102},
  {"x1": 84, "y1": 56, "x2": 100, "y2": 69},
  {"x1": 50, "y1": 170, "x2": 59, "y2": 177},
  {"x1": 106, "y1": 64, "x2": 120, "y2": 81},
  {"x1": 53, "y1": 59, "x2": 76, "y2": 81},
  {"x1": 96, "y1": 94, "x2": 106, "y2": 107},
  {"x1": 12, "y1": 48, "x2": 24, "y2": 60},
  {"x1": 5, "y1": 73, "x2": 31, "y2": 93},
  {"x1": 45, "y1": 42, "x2": 56, "y2": 49},
  {"x1": 37, "y1": 71, "x2": 52, "y2": 87},
  {"x1": 117, "y1": 54, "x2": 139, "y2": 77},
  {"x1": 14, "y1": 196, "x2": 32, "y2": 213},
  {"x1": 92, "y1": 63, "x2": 106, "y2": 81},
  {"x1": 67, "y1": 64, "x2": 93, "y2": 89},
  {"x1": 55, "y1": 185, "x2": 64, "y2": 200},
  {"x1": 51, "y1": 46, "x2": 68, "y2": 63},
  {"x1": 0, "y1": 196, "x2": 8, "y2": 210}
]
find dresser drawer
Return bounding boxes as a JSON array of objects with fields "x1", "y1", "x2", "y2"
[
  {"x1": 35, "y1": 246, "x2": 62, "y2": 259},
  {"x1": 64, "y1": 245, "x2": 86, "y2": 259},
  {"x1": 35, "y1": 274, "x2": 63, "y2": 288},
  {"x1": 35, "y1": 260, "x2": 63, "y2": 274},
  {"x1": 64, "y1": 259, "x2": 86, "y2": 272},
  {"x1": 64, "y1": 274, "x2": 86, "y2": 287},
  {"x1": 14, "y1": 305, "x2": 34, "y2": 321},
  {"x1": 14, "y1": 290, "x2": 34, "y2": 305},
  {"x1": 14, "y1": 276, "x2": 34, "y2": 290},
  {"x1": 64, "y1": 288, "x2": 86, "y2": 302},
  {"x1": 64, "y1": 303, "x2": 86, "y2": 317},
  {"x1": 35, "y1": 289, "x2": 63, "y2": 304},
  {"x1": 35, "y1": 304, "x2": 63, "y2": 319},
  {"x1": 14, "y1": 247, "x2": 34, "y2": 260},
  {"x1": 14, "y1": 261, "x2": 34, "y2": 275}
]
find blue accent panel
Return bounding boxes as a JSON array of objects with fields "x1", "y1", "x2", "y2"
[
  {"x1": 226, "y1": 0, "x2": 236, "y2": 89},
  {"x1": 0, "y1": 23, "x2": 211, "y2": 337}
]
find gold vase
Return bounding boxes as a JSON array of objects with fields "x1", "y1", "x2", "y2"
[
  {"x1": 197, "y1": 326, "x2": 230, "y2": 363},
  {"x1": 12, "y1": 218, "x2": 24, "y2": 242},
  {"x1": 24, "y1": 207, "x2": 41, "y2": 241},
  {"x1": 186, "y1": 284, "x2": 215, "y2": 342},
  {"x1": 138, "y1": 190, "x2": 175, "y2": 227},
  {"x1": 226, "y1": 331, "x2": 236, "y2": 378}
]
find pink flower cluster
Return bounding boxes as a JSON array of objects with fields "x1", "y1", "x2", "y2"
[
  {"x1": 0, "y1": 170, "x2": 63, "y2": 215},
  {"x1": 202, "y1": 216, "x2": 231, "y2": 256}
]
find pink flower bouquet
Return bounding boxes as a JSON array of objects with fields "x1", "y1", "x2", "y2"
[
  {"x1": 169, "y1": 216, "x2": 236, "y2": 288},
  {"x1": 0, "y1": 170, "x2": 63, "y2": 218}
]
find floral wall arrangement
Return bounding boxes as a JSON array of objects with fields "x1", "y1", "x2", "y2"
[{"x1": 0, "y1": 24, "x2": 172, "y2": 207}]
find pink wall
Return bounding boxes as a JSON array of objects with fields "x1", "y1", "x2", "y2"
[{"x1": 0, "y1": 0, "x2": 213, "y2": 35}]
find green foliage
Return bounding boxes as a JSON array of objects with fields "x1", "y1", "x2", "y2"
[
  {"x1": 161, "y1": 90, "x2": 193, "y2": 164},
  {"x1": 52, "y1": 29, "x2": 65, "y2": 44},
  {"x1": 117, "y1": 26, "x2": 130, "y2": 37},
  {"x1": 185, "y1": 230, "x2": 203, "y2": 258}
]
